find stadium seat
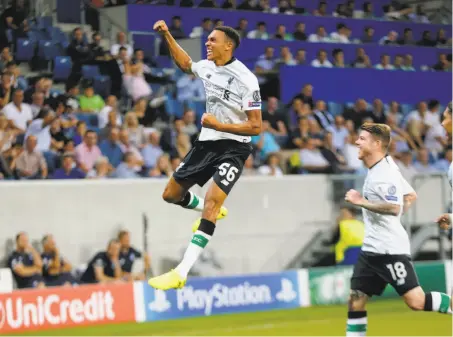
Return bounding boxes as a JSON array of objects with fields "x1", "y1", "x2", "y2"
[
  {"x1": 53, "y1": 56, "x2": 72, "y2": 82},
  {"x1": 75, "y1": 113, "x2": 98, "y2": 127},
  {"x1": 82, "y1": 65, "x2": 101, "y2": 80},
  {"x1": 93, "y1": 75, "x2": 111, "y2": 98},
  {"x1": 16, "y1": 39, "x2": 35, "y2": 61},
  {"x1": 38, "y1": 40, "x2": 60, "y2": 61}
]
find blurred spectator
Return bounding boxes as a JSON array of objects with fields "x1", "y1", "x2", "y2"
[
  {"x1": 80, "y1": 239, "x2": 122, "y2": 284},
  {"x1": 432, "y1": 54, "x2": 451, "y2": 72},
  {"x1": 118, "y1": 230, "x2": 151, "y2": 281},
  {"x1": 330, "y1": 23, "x2": 351, "y2": 44},
  {"x1": 49, "y1": 119, "x2": 69, "y2": 153},
  {"x1": 169, "y1": 16, "x2": 186, "y2": 39},
  {"x1": 417, "y1": 31, "x2": 436, "y2": 47},
  {"x1": 375, "y1": 54, "x2": 395, "y2": 70},
  {"x1": 2, "y1": 0, "x2": 29, "y2": 47},
  {"x1": 405, "y1": 101, "x2": 427, "y2": 149},
  {"x1": 124, "y1": 112, "x2": 147, "y2": 149},
  {"x1": 401, "y1": 54, "x2": 416, "y2": 71},
  {"x1": 222, "y1": 0, "x2": 236, "y2": 9},
  {"x1": 273, "y1": 24, "x2": 293, "y2": 41},
  {"x1": 3, "y1": 89, "x2": 32, "y2": 133},
  {"x1": 213, "y1": 19, "x2": 224, "y2": 28},
  {"x1": 0, "y1": 112, "x2": 14, "y2": 153},
  {"x1": 270, "y1": 0, "x2": 296, "y2": 14},
  {"x1": 7, "y1": 232, "x2": 45, "y2": 290},
  {"x1": 343, "y1": 132, "x2": 365, "y2": 173},
  {"x1": 25, "y1": 107, "x2": 59, "y2": 152},
  {"x1": 110, "y1": 46, "x2": 129, "y2": 98},
  {"x1": 414, "y1": 148, "x2": 438, "y2": 173},
  {"x1": 41, "y1": 234, "x2": 77, "y2": 286},
  {"x1": 308, "y1": 26, "x2": 329, "y2": 43},
  {"x1": 313, "y1": 1, "x2": 327, "y2": 16},
  {"x1": 293, "y1": 22, "x2": 307, "y2": 41},
  {"x1": 123, "y1": 60, "x2": 153, "y2": 103},
  {"x1": 180, "y1": 0, "x2": 194, "y2": 6},
  {"x1": 242, "y1": 154, "x2": 257, "y2": 176},
  {"x1": 7, "y1": 62, "x2": 26, "y2": 91},
  {"x1": 409, "y1": 5, "x2": 430, "y2": 24},
  {"x1": 190, "y1": 18, "x2": 213, "y2": 38},
  {"x1": 30, "y1": 92, "x2": 44, "y2": 118},
  {"x1": 113, "y1": 151, "x2": 140, "y2": 179},
  {"x1": 170, "y1": 156, "x2": 182, "y2": 172},
  {"x1": 199, "y1": 0, "x2": 217, "y2": 8},
  {"x1": 79, "y1": 81, "x2": 105, "y2": 113},
  {"x1": 351, "y1": 48, "x2": 371, "y2": 68},
  {"x1": 177, "y1": 73, "x2": 205, "y2": 102},
  {"x1": 67, "y1": 28, "x2": 91, "y2": 80},
  {"x1": 255, "y1": 0, "x2": 271, "y2": 12},
  {"x1": 361, "y1": 2, "x2": 375, "y2": 19},
  {"x1": 385, "y1": 101, "x2": 403, "y2": 125},
  {"x1": 344, "y1": 0, "x2": 355, "y2": 17},
  {"x1": 15, "y1": 135, "x2": 47, "y2": 179},
  {"x1": 99, "y1": 95, "x2": 121, "y2": 129},
  {"x1": 247, "y1": 22, "x2": 269, "y2": 40},
  {"x1": 119, "y1": 129, "x2": 144, "y2": 168},
  {"x1": 343, "y1": 99, "x2": 372, "y2": 130},
  {"x1": 110, "y1": 31, "x2": 133, "y2": 58},
  {"x1": 254, "y1": 47, "x2": 278, "y2": 99},
  {"x1": 361, "y1": 27, "x2": 375, "y2": 44},
  {"x1": 252, "y1": 121, "x2": 280, "y2": 161},
  {"x1": 332, "y1": 48, "x2": 345, "y2": 68},
  {"x1": 262, "y1": 97, "x2": 288, "y2": 146},
  {"x1": 276, "y1": 46, "x2": 297, "y2": 66},
  {"x1": 291, "y1": 84, "x2": 314, "y2": 109},
  {"x1": 330, "y1": 115, "x2": 349, "y2": 153},
  {"x1": 313, "y1": 100, "x2": 334, "y2": 131},
  {"x1": 59, "y1": 81, "x2": 80, "y2": 112},
  {"x1": 398, "y1": 28, "x2": 416, "y2": 46},
  {"x1": 149, "y1": 154, "x2": 172, "y2": 178},
  {"x1": 72, "y1": 121, "x2": 86, "y2": 146},
  {"x1": 0, "y1": 71, "x2": 14, "y2": 108},
  {"x1": 87, "y1": 156, "x2": 110, "y2": 179},
  {"x1": 321, "y1": 132, "x2": 349, "y2": 173},
  {"x1": 295, "y1": 49, "x2": 306, "y2": 65},
  {"x1": 393, "y1": 54, "x2": 403, "y2": 70},
  {"x1": 291, "y1": 116, "x2": 312, "y2": 148},
  {"x1": 0, "y1": 47, "x2": 13, "y2": 72},
  {"x1": 387, "y1": 114, "x2": 416, "y2": 152},
  {"x1": 181, "y1": 109, "x2": 198, "y2": 139},
  {"x1": 258, "y1": 153, "x2": 283, "y2": 177},
  {"x1": 172, "y1": 118, "x2": 192, "y2": 158},
  {"x1": 436, "y1": 29, "x2": 448, "y2": 46},
  {"x1": 235, "y1": 18, "x2": 248, "y2": 38},
  {"x1": 379, "y1": 31, "x2": 398, "y2": 46},
  {"x1": 90, "y1": 32, "x2": 108, "y2": 61},
  {"x1": 100, "y1": 127, "x2": 123, "y2": 168},
  {"x1": 396, "y1": 150, "x2": 418, "y2": 181},
  {"x1": 52, "y1": 153, "x2": 85, "y2": 179},
  {"x1": 75, "y1": 130, "x2": 102, "y2": 173},
  {"x1": 237, "y1": 0, "x2": 254, "y2": 10},
  {"x1": 300, "y1": 138, "x2": 331, "y2": 174},
  {"x1": 142, "y1": 131, "x2": 163, "y2": 169},
  {"x1": 311, "y1": 50, "x2": 333, "y2": 68},
  {"x1": 334, "y1": 3, "x2": 348, "y2": 18},
  {"x1": 435, "y1": 149, "x2": 452, "y2": 172}
]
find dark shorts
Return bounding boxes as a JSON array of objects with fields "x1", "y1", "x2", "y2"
[
  {"x1": 17, "y1": 274, "x2": 44, "y2": 289},
  {"x1": 44, "y1": 273, "x2": 78, "y2": 287},
  {"x1": 350, "y1": 251, "x2": 420, "y2": 297},
  {"x1": 173, "y1": 139, "x2": 252, "y2": 194}
]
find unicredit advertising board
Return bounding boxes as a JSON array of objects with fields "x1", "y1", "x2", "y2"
[
  {"x1": 138, "y1": 270, "x2": 310, "y2": 321},
  {"x1": 0, "y1": 283, "x2": 135, "y2": 333}
]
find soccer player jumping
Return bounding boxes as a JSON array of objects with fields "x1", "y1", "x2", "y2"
[
  {"x1": 345, "y1": 123, "x2": 451, "y2": 336},
  {"x1": 148, "y1": 21, "x2": 262, "y2": 290}
]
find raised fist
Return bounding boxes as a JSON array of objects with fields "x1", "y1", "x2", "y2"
[{"x1": 153, "y1": 20, "x2": 169, "y2": 34}]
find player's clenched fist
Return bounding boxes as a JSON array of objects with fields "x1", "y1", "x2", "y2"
[
  {"x1": 153, "y1": 20, "x2": 169, "y2": 34},
  {"x1": 201, "y1": 113, "x2": 219, "y2": 130},
  {"x1": 345, "y1": 189, "x2": 364, "y2": 206}
]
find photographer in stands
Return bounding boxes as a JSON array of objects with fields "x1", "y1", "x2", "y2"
[{"x1": 7, "y1": 232, "x2": 45, "y2": 289}]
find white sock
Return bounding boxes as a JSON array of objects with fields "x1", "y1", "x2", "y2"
[
  {"x1": 346, "y1": 311, "x2": 367, "y2": 336},
  {"x1": 175, "y1": 230, "x2": 211, "y2": 278},
  {"x1": 427, "y1": 292, "x2": 452, "y2": 314}
]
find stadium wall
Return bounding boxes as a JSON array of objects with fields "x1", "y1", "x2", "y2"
[
  {"x1": 0, "y1": 176, "x2": 444, "y2": 275},
  {"x1": 0, "y1": 262, "x2": 449, "y2": 333}
]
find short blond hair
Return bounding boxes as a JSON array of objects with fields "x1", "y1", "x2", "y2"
[{"x1": 360, "y1": 122, "x2": 391, "y2": 150}]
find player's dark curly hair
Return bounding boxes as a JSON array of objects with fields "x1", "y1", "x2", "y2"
[{"x1": 214, "y1": 26, "x2": 241, "y2": 50}]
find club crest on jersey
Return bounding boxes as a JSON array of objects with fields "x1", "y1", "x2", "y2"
[
  {"x1": 388, "y1": 185, "x2": 396, "y2": 195},
  {"x1": 227, "y1": 76, "x2": 234, "y2": 86},
  {"x1": 253, "y1": 90, "x2": 261, "y2": 102}
]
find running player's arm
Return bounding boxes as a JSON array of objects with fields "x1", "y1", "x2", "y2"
[
  {"x1": 153, "y1": 20, "x2": 193, "y2": 73},
  {"x1": 401, "y1": 175, "x2": 417, "y2": 214}
]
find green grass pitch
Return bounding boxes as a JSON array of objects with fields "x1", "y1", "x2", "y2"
[{"x1": 12, "y1": 299, "x2": 452, "y2": 336}]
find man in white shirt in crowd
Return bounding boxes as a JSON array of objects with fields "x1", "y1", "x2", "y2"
[
  {"x1": 25, "y1": 107, "x2": 61, "y2": 152},
  {"x1": 311, "y1": 50, "x2": 333, "y2": 68},
  {"x1": 309, "y1": 26, "x2": 330, "y2": 43},
  {"x1": 330, "y1": 115, "x2": 349, "y2": 153},
  {"x1": 375, "y1": 54, "x2": 395, "y2": 70},
  {"x1": 300, "y1": 138, "x2": 331, "y2": 173},
  {"x1": 110, "y1": 32, "x2": 133, "y2": 58},
  {"x1": 30, "y1": 92, "x2": 45, "y2": 118},
  {"x1": 413, "y1": 148, "x2": 439, "y2": 174},
  {"x1": 246, "y1": 21, "x2": 269, "y2": 40},
  {"x1": 330, "y1": 23, "x2": 351, "y2": 43},
  {"x1": 3, "y1": 89, "x2": 33, "y2": 133},
  {"x1": 396, "y1": 150, "x2": 418, "y2": 182},
  {"x1": 176, "y1": 73, "x2": 206, "y2": 102},
  {"x1": 98, "y1": 95, "x2": 121, "y2": 129}
]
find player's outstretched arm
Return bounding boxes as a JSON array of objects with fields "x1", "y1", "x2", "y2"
[
  {"x1": 403, "y1": 191, "x2": 417, "y2": 214},
  {"x1": 345, "y1": 189, "x2": 401, "y2": 216},
  {"x1": 201, "y1": 110, "x2": 262, "y2": 136},
  {"x1": 154, "y1": 20, "x2": 192, "y2": 73}
]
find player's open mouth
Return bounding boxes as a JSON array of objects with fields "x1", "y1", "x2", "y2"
[{"x1": 207, "y1": 49, "x2": 212, "y2": 56}]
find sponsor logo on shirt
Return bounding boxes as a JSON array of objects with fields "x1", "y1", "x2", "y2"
[{"x1": 248, "y1": 102, "x2": 261, "y2": 108}]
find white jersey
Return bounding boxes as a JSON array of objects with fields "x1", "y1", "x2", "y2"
[
  {"x1": 361, "y1": 156, "x2": 414, "y2": 255},
  {"x1": 191, "y1": 58, "x2": 261, "y2": 143}
]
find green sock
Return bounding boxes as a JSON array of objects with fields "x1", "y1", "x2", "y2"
[
  {"x1": 346, "y1": 311, "x2": 367, "y2": 336},
  {"x1": 424, "y1": 292, "x2": 452, "y2": 314}
]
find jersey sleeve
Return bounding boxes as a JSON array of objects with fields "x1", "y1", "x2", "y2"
[
  {"x1": 400, "y1": 174, "x2": 415, "y2": 195},
  {"x1": 241, "y1": 76, "x2": 262, "y2": 111},
  {"x1": 191, "y1": 60, "x2": 205, "y2": 77},
  {"x1": 371, "y1": 176, "x2": 404, "y2": 205},
  {"x1": 93, "y1": 253, "x2": 106, "y2": 268},
  {"x1": 132, "y1": 248, "x2": 142, "y2": 258}
]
